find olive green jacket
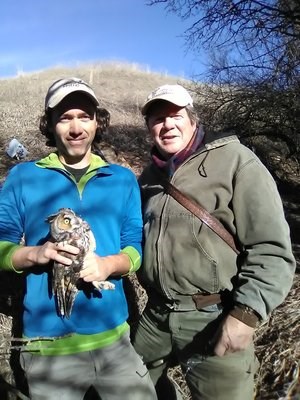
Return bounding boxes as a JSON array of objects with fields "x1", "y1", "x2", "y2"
[{"x1": 138, "y1": 133, "x2": 296, "y2": 320}]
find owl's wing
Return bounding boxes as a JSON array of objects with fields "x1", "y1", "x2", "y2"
[
  {"x1": 63, "y1": 264, "x2": 80, "y2": 318},
  {"x1": 53, "y1": 250, "x2": 81, "y2": 318}
]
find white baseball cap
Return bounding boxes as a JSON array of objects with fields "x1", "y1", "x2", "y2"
[
  {"x1": 45, "y1": 77, "x2": 99, "y2": 110},
  {"x1": 141, "y1": 84, "x2": 193, "y2": 115}
]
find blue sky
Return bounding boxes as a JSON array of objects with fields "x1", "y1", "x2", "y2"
[{"x1": 0, "y1": 0, "x2": 206, "y2": 79}]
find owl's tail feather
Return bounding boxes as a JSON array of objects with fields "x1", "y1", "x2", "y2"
[
  {"x1": 64, "y1": 281, "x2": 78, "y2": 319},
  {"x1": 54, "y1": 283, "x2": 67, "y2": 318},
  {"x1": 52, "y1": 266, "x2": 67, "y2": 318}
]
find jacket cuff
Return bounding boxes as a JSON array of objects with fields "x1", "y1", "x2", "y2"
[
  {"x1": 120, "y1": 246, "x2": 141, "y2": 275},
  {"x1": 0, "y1": 242, "x2": 23, "y2": 273},
  {"x1": 229, "y1": 303, "x2": 261, "y2": 328}
]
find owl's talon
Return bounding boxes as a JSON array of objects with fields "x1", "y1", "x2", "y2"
[{"x1": 92, "y1": 281, "x2": 115, "y2": 291}]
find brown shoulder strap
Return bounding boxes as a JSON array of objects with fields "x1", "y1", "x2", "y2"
[{"x1": 164, "y1": 180, "x2": 240, "y2": 255}]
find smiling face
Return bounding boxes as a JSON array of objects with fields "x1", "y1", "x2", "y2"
[
  {"x1": 147, "y1": 101, "x2": 196, "y2": 159},
  {"x1": 51, "y1": 92, "x2": 98, "y2": 168}
]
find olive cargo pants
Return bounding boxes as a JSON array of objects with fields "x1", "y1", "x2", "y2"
[{"x1": 133, "y1": 301, "x2": 258, "y2": 400}]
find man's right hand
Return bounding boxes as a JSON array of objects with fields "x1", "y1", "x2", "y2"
[{"x1": 12, "y1": 241, "x2": 80, "y2": 271}]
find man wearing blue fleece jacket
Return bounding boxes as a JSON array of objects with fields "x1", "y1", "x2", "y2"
[{"x1": 0, "y1": 77, "x2": 156, "y2": 400}]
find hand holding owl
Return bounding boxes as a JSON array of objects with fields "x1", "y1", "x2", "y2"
[{"x1": 79, "y1": 252, "x2": 118, "y2": 289}]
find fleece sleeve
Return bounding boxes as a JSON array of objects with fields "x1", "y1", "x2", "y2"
[{"x1": 120, "y1": 172, "x2": 143, "y2": 272}]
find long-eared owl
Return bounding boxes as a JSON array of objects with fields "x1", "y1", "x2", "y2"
[{"x1": 46, "y1": 208, "x2": 115, "y2": 318}]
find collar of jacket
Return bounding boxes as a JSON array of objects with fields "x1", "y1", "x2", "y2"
[
  {"x1": 35, "y1": 152, "x2": 111, "y2": 175},
  {"x1": 202, "y1": 131, "x2": 239, "y2": 150}
]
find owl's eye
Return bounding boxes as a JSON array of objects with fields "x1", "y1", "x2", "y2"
[{"x1": 64, "y1": 217, "x2": 71, "y2": 225}]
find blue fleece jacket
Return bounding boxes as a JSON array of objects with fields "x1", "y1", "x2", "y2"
[{"x1": 0, "y1": 153, "x2": 142, "y2": 355}]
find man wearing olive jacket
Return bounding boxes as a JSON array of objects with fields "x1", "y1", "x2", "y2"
[{"x1": 133, "y1": 84, "x2": 296, "y2": 400}]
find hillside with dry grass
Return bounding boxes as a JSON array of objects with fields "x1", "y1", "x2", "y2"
[{"x1": 0, "y1": 63, "x2": 299, "y2": 400}]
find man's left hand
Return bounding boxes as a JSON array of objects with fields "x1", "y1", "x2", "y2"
[{"x1": 213, "y1": 314, "x2": 255, "y2": 356}]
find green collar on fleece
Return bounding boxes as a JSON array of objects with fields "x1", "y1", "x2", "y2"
[
  {"x1": 36, "y1": 152, "x2": 110, "y2": 193},
  {"x1": 36, "y1": 152, "x2": 108, "y2": 171}
]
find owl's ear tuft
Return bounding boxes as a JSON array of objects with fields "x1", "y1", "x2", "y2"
[
  {"x1": 60, "y1": 207, "x2": 75, "y2": 216},
  {"x1": 46, "y1": 213, "x2": 58, "y2": 223}
]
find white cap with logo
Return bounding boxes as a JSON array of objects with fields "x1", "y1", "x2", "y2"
[
  {"x1": 45, "y1": 77, "x2": 99, "y2": 110},
  {"x1": 141, "y1": 84, "x2": 193, "y2": 115}
]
